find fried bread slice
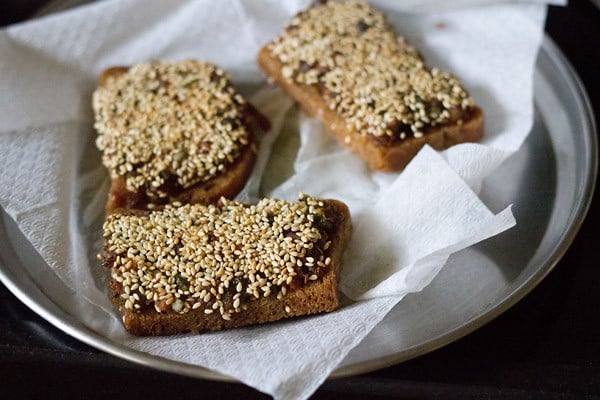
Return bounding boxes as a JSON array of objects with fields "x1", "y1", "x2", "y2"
[
  {"x1": 101, "y1": 195, "x2": 352, "y2": 336},
  {"x1": 258, "y1": 0, "x2": 482, "y2": 171},
  {"x1": 93, "y1": 61, "x2": 270, "y2": 213}
]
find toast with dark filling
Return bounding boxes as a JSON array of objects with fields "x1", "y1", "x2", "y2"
[
  {"x1": 257, "y1": 0, "x2": 483, "y2": 171},
  {"x1": 100, "y1": 194, "x2": 352, "y2": 336},
  {"x1": 93, "y1": 60, "x2": 270, "y2": 214}
]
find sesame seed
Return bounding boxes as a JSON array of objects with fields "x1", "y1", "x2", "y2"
[{"x1": 171, "y1": 299, "x2": 184, "y2": 312}]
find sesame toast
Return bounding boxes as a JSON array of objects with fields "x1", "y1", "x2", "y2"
[
  {"x1": 101, "y1": 194, "x2": 352, "y2": 336},
  {"x1": 257, "y1": 0, "x2": 483, "y2": 171},
  {"x1": 93, "y1": 61, "x2": 270, "y2": 214}
]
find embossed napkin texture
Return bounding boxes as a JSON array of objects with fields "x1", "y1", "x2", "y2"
[{"x1": 0, "y1": 1, "x2": 558, "y2": 399}]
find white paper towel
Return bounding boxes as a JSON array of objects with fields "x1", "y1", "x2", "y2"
[{"x1": 0, "y1": 1, "x2": 555, "y2": 399}]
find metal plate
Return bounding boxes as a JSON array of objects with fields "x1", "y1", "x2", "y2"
[{"x1": 0, "y1": 36, "x2": 596, "y2": 380}]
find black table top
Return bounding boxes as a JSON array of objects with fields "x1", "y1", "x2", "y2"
[{"x1": 1, "y1": 1, "x2": 599, "y2": 399}]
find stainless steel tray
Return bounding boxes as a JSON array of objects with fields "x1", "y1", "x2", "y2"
[{"x1": 0, "y1": 36, "x2": 596, "y2": 381}]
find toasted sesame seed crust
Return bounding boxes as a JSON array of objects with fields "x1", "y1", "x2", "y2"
[
  {"x1": 102, "y1": 194, "x2": 341, "y2": 325},
  {"x1": 266, "y1": 0, "x2": 474, "y2": 140},
  {"x1": 93, "y1": 60, "x2": 251, "y2": 196}
]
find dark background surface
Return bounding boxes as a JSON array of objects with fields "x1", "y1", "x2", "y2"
[{"x1": 1, "y1": 1, "x2": 599, "y2": 399}]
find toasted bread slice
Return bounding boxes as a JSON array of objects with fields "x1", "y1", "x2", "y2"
[
  {"x1": 93, "y1": 61, "x2": 270, "y2": 214},
  {"x1": 101, "y1": 195, "x2": 351, "y2": 336},
  {"x1": 257, "y1": 0, "x2": 483, "y2": 171}
]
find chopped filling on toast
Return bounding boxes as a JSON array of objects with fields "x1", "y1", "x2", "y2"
[
  {"x1": 101, "y1": 194, "x2": 335, "y2": 320},
  {"x1": 93, "y1": 60, "x2": 250, "y2": 196},
  {"x1": 267, "y1": 0, "x2": 474, "y2": 141}
]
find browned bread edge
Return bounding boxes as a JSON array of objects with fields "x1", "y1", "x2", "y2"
[{"x1": 257, "y1": 47, "x2": 483, "y2": 171}]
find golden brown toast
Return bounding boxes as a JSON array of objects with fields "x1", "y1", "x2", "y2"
[
  {"x1": 93, "y1": 61, "x2": 270, "y2": 214},
  {"x1": 257, "y1": 0, "x2": 483, "y2": 171},
  {"x1": 101, "y1": 195, "x2": 352, "y2": 336}
]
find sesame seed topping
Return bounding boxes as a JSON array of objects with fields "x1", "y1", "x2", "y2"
[
  {"x1": 103, "y1": 195, "x2": 332, "y2": 320},
  {"x1": 93, "y1": 60, "x2": 249, "y2": 195},
  {"x1": 267, "y1": 0, "x2": 474, "y2": 141}
]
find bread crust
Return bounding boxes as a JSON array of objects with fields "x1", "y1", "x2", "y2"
[
  {"x1": 97, "y1": 66, "x2": 269, "y2": 214},
  {"x1": 105, "y1": 199, "x2": 352, "y2": 336},
  {"x1": 104, "y1": 139, "x2": 258, "y2": 214},
  {"x1": 257, "y1": 47, "x2": 483, "y2": 171}
]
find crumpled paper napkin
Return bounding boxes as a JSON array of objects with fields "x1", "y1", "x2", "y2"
[{"x1": 0, "y1": 0, "x2": 560, "y2": 399}]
